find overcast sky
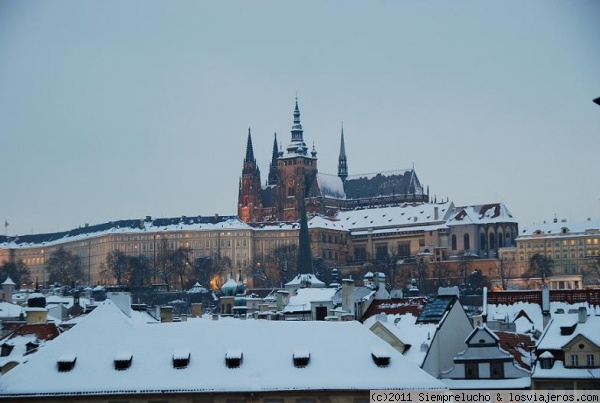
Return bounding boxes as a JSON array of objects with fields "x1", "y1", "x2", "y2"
[{"x1": 1, "y1": 1, "x2": 599, "y2": 236}]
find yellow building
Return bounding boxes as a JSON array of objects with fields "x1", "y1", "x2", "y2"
[{"x1": 516, "y1": 218, "x2": 600, "y2": 287}]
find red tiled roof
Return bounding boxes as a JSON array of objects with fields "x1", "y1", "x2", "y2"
[
  {"x1": 362, "y1": 298, "x2": 427, "y2": 322},
  {"x1": 495, "y1": 331, "x2": 536, "y2": 371},
  {"x1": 11, "y1": 323, "x2": 61, "y2": 341}
]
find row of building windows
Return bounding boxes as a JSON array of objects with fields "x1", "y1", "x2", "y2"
[{"x1": 570, "y1": 354, "x2": 595, "y2": 367}]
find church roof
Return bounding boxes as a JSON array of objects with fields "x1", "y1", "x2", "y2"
[
  {"x1": 446, "y1": 203, "x2": 517, "y2": 225},
  {"x1": 343, "y1": 169, "x2": 424, "y2": 200}
]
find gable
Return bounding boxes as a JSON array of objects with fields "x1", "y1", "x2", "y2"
[{"x1": 563, "y1": 333, "x2": 600, "y2": 352}]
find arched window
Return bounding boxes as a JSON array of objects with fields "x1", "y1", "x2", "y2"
[
  {"x1": 451, "y1": 235, "x2": 457, "y2": 251},
  {"x1": 506, "y1": 231, "x2": 512, "y2": 246},
  {"x1": 480, "y1": 233, "x2": 487, "y2": 250},
  {"x1": 464, "y1": 234, "x2": 470, "y2": 250},
  {"x1": 489, "y1": 233, "x2": 496, "y2": 250},
  {"x1": 498, "y1": 232, "x2": 504, "y2": 248}
]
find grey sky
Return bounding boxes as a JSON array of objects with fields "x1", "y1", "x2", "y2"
[{"x1": 1, "y1": 1, "x2": 599, "y2": 236}]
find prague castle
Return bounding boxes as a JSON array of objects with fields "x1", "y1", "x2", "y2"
[
  {"x1": 1, "y1": 99, "x2": 523, "y2": 289},
  {"x1": 238, "y1": 99, "x2": 429, "y2": 223}
]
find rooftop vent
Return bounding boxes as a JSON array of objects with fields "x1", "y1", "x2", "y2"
[
  {"x1": 371, "y1": 349, "x2": 391, "y2": 367},
  {"x1": 1, "y1": 342, "x2": 14, "y2": 357},
  {"x1": 225, "y1": 349, "x2": 243, "y2": 368},
  {"x1": 293, "y1": 350, "x2": 310, "y2": 368},
  {"x1": 114, "y1": 352, "x2": 133, "y2": 370},
  {"x1": 560, "y1": 323, "x2": 577, "y2": 336},
  {"x1": 173, "y1": 349, "x2": 191, "y2": 369},
  {"x1": 57, "y1": 354, "x2": 77, "y2": 372}
]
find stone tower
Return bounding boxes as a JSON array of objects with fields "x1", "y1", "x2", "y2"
[{"x1": 237, "y1": 128, "x2": 262, "y2": 222}]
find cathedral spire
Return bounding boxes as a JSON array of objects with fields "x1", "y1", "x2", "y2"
[
  {"x1": 268, "y1": 132, "x2": 279, "y2": 186},
  {"x1": 296, "y1": 202, "x2": 313, "y2": 275},
  {"x1": 244, "y1": 128, "x2": 255, "y2": 163},
  {"x1": 291, "y1": 98, "x2": 304, "y2": 142},
  {"x1": 338, "y1": 123, "x2": 348, "y2": 181}
]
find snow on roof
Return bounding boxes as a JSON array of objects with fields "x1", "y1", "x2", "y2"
[
  {"x1": 0, "y1": 300, "x2": 446, "y2": 397},
  {"x1": 519, "y1": 219, "x2": 600, "y2": 238},
  {"x1": 0, "y1": 301, "x2": 25, "y2": 318},
  {"x1": 536, "y1": 311, "x2": 600, "y2": 351},
  {"x1": 307, "y1": 215, "x2": 348, "y2": 230},
  {"x1": 337, "y1": 202, "x2": 453, "y2": 232},
  {"x1": 446, "y1": 203, "x2": 517, "y2": 226},
  {"x1": 2, "y1": 276, "x2": 16, "y2": 286},
  {"x1": 284, "y1": 288, "x2": 337, "y2": 313},
  {"x1": 284, "y1": 273, "x2": 325, "y2": 287},
  {"x1": 487, "y1": 301, "x2": 594, "y2": 334},
  {"x1": 365, "y1": 313, "x2": 438, "y2": 367},
  {"x1": 316, "y1": 173, "x2": 346, "y2": 199},
  {"x1": 441, "y1": 377, "x2": 530, "y2": 390},
  {"x1": 533, "y1": 359, "x2": 600, "y2": 380},
  {"x1": 1, "y1": 215, "x2": 250, "y2": 249}
]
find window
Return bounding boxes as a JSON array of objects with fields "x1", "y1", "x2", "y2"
[
  {"x1": 465, "y1": 362, "x2": 479, "y2": 379},
  {"x1": 587, "y1": 354, "x2": 595, "y2": 367},
  {"x1": 451, "y1": 235, "x2": 457, "y2": 251},
  {"x1": 464, "y1": 234, "x2": 470, "y2": 250},
  {"x1": 570, "y1": 354, "x2": 579, "y2": 367},
  {"x1": 490, "y1": 362, "x2": 504, "y2": 379}
]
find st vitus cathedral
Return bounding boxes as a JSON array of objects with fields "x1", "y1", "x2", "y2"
[{"x1": 238, "y1": 99, "x2": 430, "y2": 223}]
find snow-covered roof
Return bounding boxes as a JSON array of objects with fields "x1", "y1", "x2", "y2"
[
  {"x1": 536, "y1": 310, "x2": 600, "y2": 351},
  {"x1": 0, "y1": 301, "x2": 25, "y2": 318},
  {"x1": 2, "y1": 276, "x2": 16, "y2": 286},
  {"x1": 532, "y1": 359, "x2": 600, "y2": 380},
  {"x1": 365, "y1": 313, "x2": 438, "y2": 367},
  {"x1": 284, "y1": 288, "x2": 337, "y2": 313},
  {"x1": 315, "y1": 173, "x2": 346, "y2": 199},
  {"x1": 446, "y1": 203, "x2": 517, "y2": 226},
  {"x1": 0, "y1": 215, "x2": 250, "y2": 249},
  {"x1": 284, "y1": 273, "x2": 325, "y2": 288},
  {"x1": 441, "y1": 377, "x2": 531, "y2": 390},
  {"x1": 0, "y1": 300, "x2": 446, "y2": 397},
  {"x1": 336, "y1": 202, "x2": 453, "y2": 233},
  {"x1": 519, "y1": 219, "x2": 600, "y2": 238}
]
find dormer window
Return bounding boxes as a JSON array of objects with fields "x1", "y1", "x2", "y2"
[
  {"x1": 293, "y1": 350, "x2": 310, "y2": 368},
  {"x1": 371, "y1": 349, "x2": 391, "y2": 367},
  {"x1": 225, "y1": 349, "x2": 243, "y2": 368},
  {"x1": 1, "y1": 343, "x2": 14, "y2": 357},
  {"x1": 57, "y1": 354, "x2": 77, "y2": 372},
  {"x1": 539, "y1": 351, "x2": 554, "y2": 369},
  {"x1": 25, "y1": 342, "x2": 39, "y2": 354},
  {"x1": 173, "y1": 349, "x2": 190, "y2": 369},
  {"x1": 114, "y1": 352, "x2": 133, "y2": 370}
]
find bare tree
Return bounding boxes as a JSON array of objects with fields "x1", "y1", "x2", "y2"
[
  {"x1": 172, "y1": 247, "x2": 192, "y2": 291},
  {"x1": 45, "y1": 247, "x2": 84, "y2": 286},
  {"x1": 494, "y1": 258, "x2": 516, "y2": 290},
  {"x1": 583, "y1": 256, "x2": 600, "y2": 286},
  {"x1": 527, "y1": 253, "x2": 554, "y2": 285},
  {"x1": 267, "y1": 244, "x2": 298, "y2": 286},
  {"x1": 105, "y1": 249, "x2": 129, "y2": 285}
]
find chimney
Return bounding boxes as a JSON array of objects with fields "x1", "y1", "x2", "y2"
[
  {"x1": 434, "y1": 206, "x2": 439, "y2": 221},
  {"x1": 160, "y1": 306, "x2": 174, "y2": 323},
  {"x1": 541, "y1": 285, "x2": 550, "y2": 330},
  {"x1": 482, "y1": 287, "x2": 488, "y2": 324},
  {"x1": 578, "y1": 307, "x2": 587, "y2": 324},
  {"x1": 26, "y1": 308, "x2": 48, "y2": 324},
  {"x1": 342, "y1": 279, "x2": 355, "y2": 315},
  {"x1": 191, "y1": 303, "x2": 203, "y2": 318},
  {"x1": 276, "y1": 290, "x2": 290, "y2": 311},
  {"x1": 374, "y1": 272, "x2": 389, "y2": 300}
]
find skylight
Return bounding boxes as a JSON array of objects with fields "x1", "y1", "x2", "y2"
[
  {"x1": 293, "y1": 349, "x2": 310, "y2": 368},
  {"x1": 225, "y1": 349, "x2": 243, "y2": 368},
  {"x1": 114, "y1": 352, "x2": 133, "y2": 370},
  {"x1": 173, "y1": 349, "x2": 191, "y2": 369},
  {"x1": 57, "y1": 354, "x2": 77, "y2": 372},
  {"x1": 371, "y1": 349, "x2": 391, "y2": 367}
]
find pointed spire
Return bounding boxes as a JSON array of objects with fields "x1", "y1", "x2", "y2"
[
  {"x1": 268, "y1": 132, "x2": 279, "y2": 186},
  {"x1": 244, "y1": 128, "x2": 255, "y2": 163},
  {"x1": 338, "y1": 123, "x2": 348, "y2": 181},
  {"x1": 296, "y1": 203, "x2": 313, "y2": 275},
  {"x1": 291, "y1": 98, "x2": 304, "y2": 141}
]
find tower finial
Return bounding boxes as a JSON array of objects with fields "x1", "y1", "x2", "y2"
[
  {"x1": 244, "y1": 128, "x2": 255, "y2": 163},
  {"x1": 338, "y1": 123, "x2": 348, "y2": 181}
]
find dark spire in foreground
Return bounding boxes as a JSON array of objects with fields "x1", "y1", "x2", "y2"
[
  {"x1": 244, "y1": 128, "x2": 255, "y2": 163},
  {"x1": 268, "y1": 132, "x2": 279, "y2": 186},
  {"x1": 338, "y1": 123, "x2": 348, "y2": 181},
  {"x1": 296, "y1": 203, "x2": 313, "y2": 275}
]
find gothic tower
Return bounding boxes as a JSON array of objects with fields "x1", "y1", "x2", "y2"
[
  {"x1": 337, "y1": 123, "x2": 348, "y2": 181},
  {"x1": 267, "y1": 133, "x2": 279, "y2": 186},
  {"x1": 238, "y1": 128, "x2": 262, "y2": 222},
  {"x1": 275, "y1": 99, "x2": 318, "y2": 222}
]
